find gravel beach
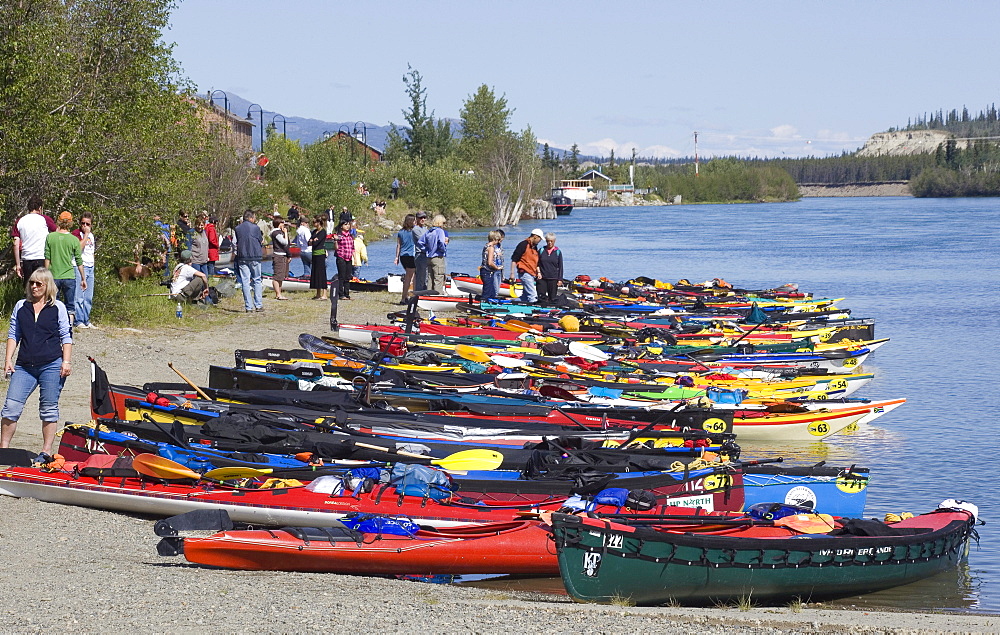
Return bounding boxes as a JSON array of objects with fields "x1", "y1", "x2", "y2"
[{"x1": 0, "y1": 290, "x2": 995, "y2": 633}]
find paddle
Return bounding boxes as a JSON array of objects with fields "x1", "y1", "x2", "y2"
[
  {"x1": 568, "y1": 340, "x2": 610, "y2": 362},
  {"x1": 501, "y1": 319, "x2": 543, "y2": 335},
  {"x1": 489, "y1": 354, "x2": 530, "y2": 368},
  {"x1": 350, "y1": 442, "x2": 503, "y2": 471},
  {"x1": 202, "y1": 466, "x2": 274, "y2": 480},
  {"x1": 132, "y1": 453, "x2": 202, "y2": 480},
  {"x1": 454, "y1": 344, "x2": 492, "y2": 364},
  {"x1": 134, "y1": 453, "x2": 282, "y2": 483},
  {"x1": 167, "y1": 363, "x2": 211, "y2": 401}
]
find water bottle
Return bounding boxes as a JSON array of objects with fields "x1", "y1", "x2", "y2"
[{"x1": 175, "y1": 302, "x2": 183, "y2": 319}]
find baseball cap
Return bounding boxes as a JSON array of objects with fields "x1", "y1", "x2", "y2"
[
  {"x1": 58, "y1": 211, "x2": 73, "y2": 222},
  {"x1": 531, "y1": 228, "x2": 544, "y2": 238},
  {"x1": 416, "y1": 211, "x2": 428, "y2": 218}
]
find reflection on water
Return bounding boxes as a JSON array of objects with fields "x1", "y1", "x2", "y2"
[{"x1": 365, "y1": 197, "x2": 999, "y2": 612}]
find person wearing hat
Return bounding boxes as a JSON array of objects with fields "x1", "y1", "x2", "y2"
[
  {"x1": 44, "y1": 211, "x2": 86, "y2": 326},
  {"x1": 417, "y1": 215, "x2": 449, "y2": 294},
  {"x1": 509, "y1": 228, "x2": 544, "y2": 304},
  {"x1": 412, "y1": 211, "x2": 429, "y2": 292},
  {"x1": 536, "y1": 232, "x2": 564, "y2": 306},
  {"x1": 169, "y1": 249, "x2": 208, "y2": 302},
  {"x1": 332, "y1": 214, "x2": 355, "y2": 300}
]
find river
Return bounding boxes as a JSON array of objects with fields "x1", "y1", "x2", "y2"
[{"x1": 360, "y1": 196, "x2": 999, "y2": 612}]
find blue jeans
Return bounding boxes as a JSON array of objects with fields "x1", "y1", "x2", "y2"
[
  {"x1": 414, "y1": 254, "x2": 428, "y2": 292},
  {"x1": 1, "y1": 358, "x2": 66, "y2": 422},
  {"x1": 237, "y1": 260, "x2": 263, "y2": 311},
  {"x1": 54, "y1": 278, "x2": 75, "y2": 314},
  {"x1": 518, "y1": 271, "x2": 538, "y2": 303},
  {"x1": 75, "y1": 266, "x2": 94, "y2": 325},
  {"x1": 299, "y1": 253, "x2": 312, "y2": 278},
  {"x1": 193, "y1": 263, "x2": 211, "y2": 276},
  {"x1": 480, "y1": 267, "x2": 497, "y2": 301}
]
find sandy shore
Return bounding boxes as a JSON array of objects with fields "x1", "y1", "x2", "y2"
[{"x1": 0, "y1": 290, "x2": 995, "y2": 633}]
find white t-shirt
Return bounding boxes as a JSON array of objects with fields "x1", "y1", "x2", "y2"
[
  {"x1": 17, "y1": 213, "x2": 49, "y2": 260},
  {"x1": 170, "y1": 263, "x2": 199, "y2": 295},
  {"x1": 80, "y1": 232, "x2": 96, "y2": 267},
  {"x1": 296, "y1": 226, "x2": 312, "y2": 255}
]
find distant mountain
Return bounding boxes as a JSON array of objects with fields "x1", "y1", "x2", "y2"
[
  {"x1": 218, "y1": 91, "x2": 577, "y2": 158},
  {"x1": 220, "y1": 91, "x2": 394, "y2": 150}
]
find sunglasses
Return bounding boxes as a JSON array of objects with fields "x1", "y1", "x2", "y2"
[
  {"x1": 29, "y1": 281, "x2": 44, "y2": 287},
  {"x1": 81, "y1": 222, "x2": 92, "y2": 226}
]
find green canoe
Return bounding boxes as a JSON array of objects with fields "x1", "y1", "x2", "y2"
[{"x1": 552, "y1": 505, "x2": 977, "y2": 606}]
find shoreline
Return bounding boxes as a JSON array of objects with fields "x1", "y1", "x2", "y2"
[
  {"x1": 0, "y1": 291, "x2": 993, "y2": 632},
  {"x1": 798, "y1": 182, "x2": 911, "y2": 197}
]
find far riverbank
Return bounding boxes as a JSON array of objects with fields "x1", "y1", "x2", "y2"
[{"x1": 798, "y1": 182, "x2": 911, "y2": 197}]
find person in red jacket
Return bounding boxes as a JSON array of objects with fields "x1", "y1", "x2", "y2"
[{"x1": 199, "y1": 211, "x2": 219, "y2": 276}]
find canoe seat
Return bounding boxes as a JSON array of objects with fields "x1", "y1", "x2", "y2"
[{"x1": 281, "y1": 526, "x2": 363, "y2": 544}]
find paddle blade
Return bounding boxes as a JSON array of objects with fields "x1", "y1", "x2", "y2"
[
  {"x1": 298, "y1": 333, "x2": 339, "y2": 355},
  {"x1": 132, "y1": 453, "x2": 201, "y2": 481},
  {"x1": 202, "y1": 466, "x2": 274, "y2": 481},
  {"x1": 490, "y1": 354, "x2": 529, "y2": 368},
  {"x1": 454, "y1": 344, "x2": 491, "y2": 364},
  {"x1": 431, "y1": 449, "x2": 504, "y2": 471},
  {"x1": 568, "y1": 340, "x2": 610, "y2": 362}
]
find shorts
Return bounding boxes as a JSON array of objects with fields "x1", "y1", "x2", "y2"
[
  {"x1": 1, "y1": 358, "x2": 66, "y2": 422},
  {"x1": 272, "y1": 254, "x2": 289, "y2": 282},
  {"x1": 400, "y1": 255, "x2": 415, "y2": 269}
]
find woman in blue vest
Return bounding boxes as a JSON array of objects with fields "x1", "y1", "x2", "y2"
[{"x1": 1, "y1": 268, "x2": 73, "y2": 455}]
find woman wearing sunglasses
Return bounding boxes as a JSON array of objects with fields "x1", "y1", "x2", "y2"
[
  {"x1": 73, "y1": 211, "x2": 97, "y2": 328},
  {"x1": 0, "y1": 268, "x2": 73, "y2": 455}
]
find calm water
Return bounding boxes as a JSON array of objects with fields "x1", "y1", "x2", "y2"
[{"x1": 362, "y1": 197, "x2": 1000, "y2": 612}]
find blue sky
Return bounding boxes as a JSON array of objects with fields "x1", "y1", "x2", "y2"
[{"x1": 166, "y1": 0, "x2": 1000, "y2": 158}]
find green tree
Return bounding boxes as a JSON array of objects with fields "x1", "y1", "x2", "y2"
[
  {"x1": 458, "y1": 85, "x2": 513, "y2": 160},
  {"x1": 387, "y1": 65, "x2": 453, "y2": 163},
  {"x1": 0, "y1": 0, "x2": 210, "y2": 281},
  {"x1": 569, "y1": 144, "x2": 580, "y2": 173},
  {"x1": 458, "y1": 86, "x2": 539, "y2": 225}
]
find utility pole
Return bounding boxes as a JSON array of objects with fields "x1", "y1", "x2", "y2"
[{"x1": 694, "y1": 131, "x2": 699, "y2": 177}]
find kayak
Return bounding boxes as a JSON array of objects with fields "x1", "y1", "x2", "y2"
[
  {"x1": 551, "y1": 502, "x2": 978, "y2": 605},
  {"x1": 158, "y1": 512, "x2": 555, "y2": 574}
]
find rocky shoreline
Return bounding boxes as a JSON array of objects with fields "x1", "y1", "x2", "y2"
[
  {"x1": 0, "y1": 292, "x2": 993, "y2": 633},
  {"x1": 798, "y1": 183, "x2": 912, "y2": 197}
]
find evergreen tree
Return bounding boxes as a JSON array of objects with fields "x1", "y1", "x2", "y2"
[{"x1": 569, "y1": 144, "x2": 580, "y2": 173}]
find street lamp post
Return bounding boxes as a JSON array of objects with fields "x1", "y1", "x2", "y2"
[
  {"x1": 353, "y1": 121, "x2": 368, "y2": 164},
  {"x1": 271, "y1": 114, "x2": 289, "y2": 139},
  {"x1": 246, "y1": 103, "x2": 265, "y2": 152},
  {"x1": 337, "y1": 124, "x2": 352, "y2": 159},
  {"x1": 209, "y1": 89, "x2": 229, "y2": 114}
]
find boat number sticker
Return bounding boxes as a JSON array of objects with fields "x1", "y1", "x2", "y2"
[
  {"x1": 813, "y1": 392, "x2": 828, "y2": 401},
  {"x1": 583, "y1": 552, "x2": 602, "y2": 577},
  {"x1": 807, "y1": 421, "x2": 830, "y2": 436},
  {"x1": 702, "y1": 418, "x2": 727, "y2": 433},
  {"x1": 836, "y1": 475, "x2": 868, "y2": 493},
  {"x1": 828, "y1": 379, "x2": 848, "y2": 391},
  {"x1": 842, "y1": 358, "x2": 859, "y2": 367},
  {"x1": 843, "y1": 422, "x2": 859, "y2": 433},
  {"x1": 703, "y1": 474, "x2": 732, "y2": 491},
  {"x1": 784, "y1": 486, "x2": 817, "y2": 509},
  {"x1": 603, "y1": 533, "x2": 624, "y2": 549}
]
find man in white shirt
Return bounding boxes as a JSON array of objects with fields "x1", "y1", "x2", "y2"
[
  {"x1": 14, "y1": 195, "x2": 54, "y2": 280},
  {"x1": 295, "y1": 216, "x2": 312, "y2": 277},
  {"x1": 170, "y1": 250, "x2": 208, "y2": 301}
]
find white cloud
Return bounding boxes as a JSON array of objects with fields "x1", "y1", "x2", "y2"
[{"x1": 769, "y1": 124, "x2": 801, "y2": 140}]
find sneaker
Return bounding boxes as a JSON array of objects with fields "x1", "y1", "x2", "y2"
[
  {"x1": 255, "y1": 307, "x2": 265, "y2": 312},
  {"x1": 86, "y1": 323, "x2": 99, "y2": 330}
]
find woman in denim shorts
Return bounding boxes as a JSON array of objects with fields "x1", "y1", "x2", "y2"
[{"x1": 1, "y1": 268, "x2": 73, "y2": 454}]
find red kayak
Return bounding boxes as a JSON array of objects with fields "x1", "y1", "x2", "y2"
[
  {"x1": 175, "y1": 519, "x2": 556, "y2": 574},
  {"x1": 0, "y1": 464, "x2": 743, "y2": 528}
]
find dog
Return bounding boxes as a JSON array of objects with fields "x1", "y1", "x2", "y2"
[{"x1": 118, "y1": 257, "x2": 155, "y2": 282}]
